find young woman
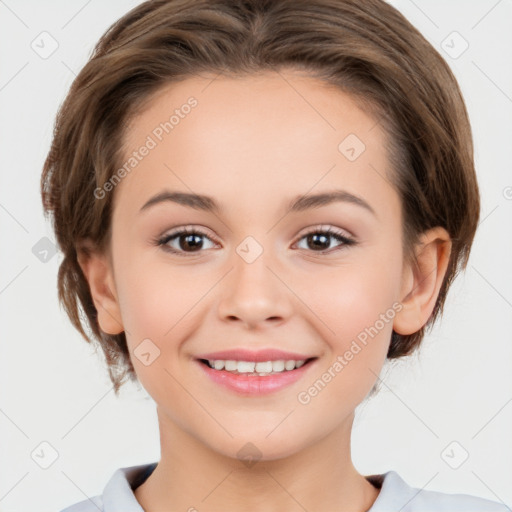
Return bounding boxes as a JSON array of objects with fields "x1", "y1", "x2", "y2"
[{"x1": 41, "y1": 0, "x2": 508, "y2": 510}]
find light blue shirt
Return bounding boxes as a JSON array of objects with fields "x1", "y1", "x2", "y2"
[{"x1": 60, "y1": 462, "x2": 510, "y2": 512}]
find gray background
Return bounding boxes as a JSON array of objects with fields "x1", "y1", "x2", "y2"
[{"x1": 0, "y1": 0, "x2": 511, "y2": 510}]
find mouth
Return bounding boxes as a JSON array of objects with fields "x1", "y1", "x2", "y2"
[
  {"x1": 195, "y1": 356, "x2": 319, "y2": 395},
  {"x1": 197, "y1": 357, "x2": 317, "y2": 376}
]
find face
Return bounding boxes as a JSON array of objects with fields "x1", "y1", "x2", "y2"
[{"x1": 100, "y1": 70, "x2": 412, "y2": 461}]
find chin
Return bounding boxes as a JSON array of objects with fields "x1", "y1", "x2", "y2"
[{"x1": 211, "y1": 434, "x2": 308, "y2": 465}]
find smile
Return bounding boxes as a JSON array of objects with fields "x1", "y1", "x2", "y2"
[
  {"x1": 200, "y1": 358, "x2": 309, "y2": 375},
  {"x1": 196, "y1": 357, "x2": 318, "y2": 395}
]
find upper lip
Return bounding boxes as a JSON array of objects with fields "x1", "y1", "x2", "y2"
[{"x1": 196, "y1": 348, "x2": 317, "y2": 362}]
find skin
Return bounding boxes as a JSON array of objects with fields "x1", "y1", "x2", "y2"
[{"x1": 78, "y1": 69, "x2": 452, "y2": 512}]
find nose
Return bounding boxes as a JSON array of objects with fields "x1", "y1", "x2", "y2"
[{"x1": 217, "y1": 248, "x2": 294, "y2": 330}]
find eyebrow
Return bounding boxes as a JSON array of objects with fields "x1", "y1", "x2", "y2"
[{"x1": 140, "y1": 189, "x2": 376, "y2": 216}]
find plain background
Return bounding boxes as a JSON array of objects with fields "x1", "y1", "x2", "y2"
[{"x1": 0, "y1": 0, "x2": 511, "y2": 510}]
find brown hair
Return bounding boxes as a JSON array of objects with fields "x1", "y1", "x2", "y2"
[{"x1": 41, "y1": 0, "x2": 479, "y2": 394}]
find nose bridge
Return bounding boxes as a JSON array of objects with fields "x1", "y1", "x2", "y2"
[{"x1": 217, "y1": 236, "x2": 292, "y2": 326}]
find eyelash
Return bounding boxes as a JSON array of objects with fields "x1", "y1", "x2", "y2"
[{"x1": 154, "y1": 225, "x2": 356, "y2": 257}]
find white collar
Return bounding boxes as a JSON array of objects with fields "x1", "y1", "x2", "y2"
[{"x1": 96, "y1": 463, "x2": 508, "y2": 512}]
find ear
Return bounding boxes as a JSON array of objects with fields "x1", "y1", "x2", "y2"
[
  {"x1": 393, "y1": 227, "x2": 452, "y2": 336},
  {"x1": 76, "y1": 241, "x2": 124, "y2": 335}
]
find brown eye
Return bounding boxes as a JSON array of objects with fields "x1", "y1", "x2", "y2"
[
  {"x1": 157, "y1": 227, "x2": 217, "y2": 256},
  {"x1": 295, "y1": 227, "x2": 355, "y2": 253}
]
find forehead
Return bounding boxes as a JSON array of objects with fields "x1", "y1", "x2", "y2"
[{"x1": 115, "y1": 70, "x2": 397, "y2": 220}]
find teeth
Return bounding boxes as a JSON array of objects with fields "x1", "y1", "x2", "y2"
[
  {"x1": 224, "y1": 360, "x2": 238, "y2": 371},
  {"x1": 213, "y1": 360, "x2": 225, "y2": 370},
  {"x1": 285, "y1": 360, "x2": 296, "y2": 370},
  {"x1": 255, "y1": 361, "x2": 272, "y2": 373},
  {"x1": 206, "y1": 359, "x2": 307, "y2": 375},
  {"x1": 272, "y1": 360, "x2": 285, "y2": 372},
  {"x1": 237, "y1": 361, "x2": 256, "y2": 373}
]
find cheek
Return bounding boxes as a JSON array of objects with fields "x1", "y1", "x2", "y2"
[
  {"x1": 296, "y1": 257, "x2": 401, "y2": 346},
  {"x1": 116, "y1": 255, "x2": 206, "y2": 337},
  {"x1": 293, "y1": 254, "x2": 402, "y2": 399},
  {"x1": 114, "y1": 255, "x2": 221, "y2": 388}
]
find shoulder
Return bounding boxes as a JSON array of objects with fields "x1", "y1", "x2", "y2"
[
  {"x1": 58, "y1": 462, "x2": 157, "y2": 512},
  {"x1": 369, "y1": 471, "x2": 510, "y2": 512}
]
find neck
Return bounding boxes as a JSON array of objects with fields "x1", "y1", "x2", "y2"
[{"x1": 134, "y1": 408, "x2": 380, "y2": 512}]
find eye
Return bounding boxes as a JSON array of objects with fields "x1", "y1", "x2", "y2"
[
  {"x1": 155, "y1": 225, "x2": 356, "y2": 257},
  {"x1": 294, "y1": 226, "x2": 356, "y2": 254},
  {"x1": 156, "y1": 227, "x2": 218, "y2": 256}
]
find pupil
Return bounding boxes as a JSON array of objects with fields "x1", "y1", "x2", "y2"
[
  {"x1": 308, "y1": 233, "x2": 328, "y2": 250},
  {"x1": 181, "y1": 234, "x2": 202, "y2": 251}
]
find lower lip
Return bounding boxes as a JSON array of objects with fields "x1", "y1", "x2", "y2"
[{"x1": 196, "y1": 359, "x2": 316, "y2": 395}]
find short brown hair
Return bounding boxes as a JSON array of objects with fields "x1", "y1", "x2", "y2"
[{"x1": 41, "y1": 0, "x2": 479, "y2": 394}]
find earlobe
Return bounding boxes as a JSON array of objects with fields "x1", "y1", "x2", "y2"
[
  {"x1": 76, "y1": 242, "x2": 124, "y2": 335},
  {"x1": 393, "y1": 227, "x2": 452, "y2": 336}
]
